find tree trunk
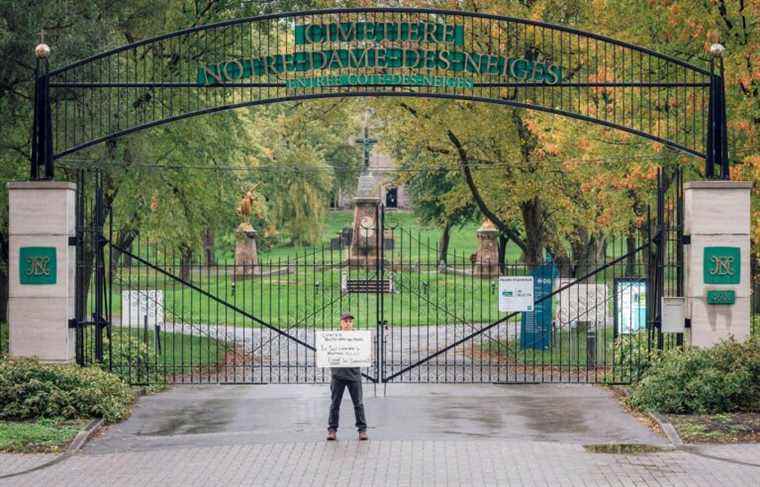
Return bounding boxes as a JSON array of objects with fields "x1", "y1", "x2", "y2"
[
  {"x1": 625, "y1": 231, "x2": 637, "y2": 276},
  {"x1": 521, "y1": 198, "x2": 546, "y2": 266},
  {"x1": 437, "y1": 220, "x2": 453, "y2": 265},
  {"x1": 203, "y1": 228, "x2": 215, "y2": 267},
  {"x1": 498, "y1": 234, "x2": 509, "y2": 273},
  {"x1": 180, "y1": 246, "x2": 193, "y2": 282}
]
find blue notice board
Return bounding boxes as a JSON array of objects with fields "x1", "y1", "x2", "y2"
[{"x1": 520, "y1": 258, "x2": 558, "y2": 350}]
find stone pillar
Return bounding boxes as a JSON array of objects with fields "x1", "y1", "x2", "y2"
[
  {"x1": 684, "y1": 181, "x2": 752, "y2": 347},
  {"x1": 473, "y1": 220, "x2": 500, "y2": 276},
  {"x1": 348, "y1": 173, "x2": 381, "y2": 267},
  {"x1": 234, "y1": 222, "x2": 258, "y2": 280},
  {"x1": 7, "y1": 181, "x2": 76, "y2": 363}
]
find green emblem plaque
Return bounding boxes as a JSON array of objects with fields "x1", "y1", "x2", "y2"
[
  {"x1": 703, "y1": 247, "x2": 740, "y2": 285},
  {"x1": 19, "y1": 247, "x2": 57, "y2": 285},
  {"x1": 707, "y1": 290, "x2": 736, "y2": 305}
]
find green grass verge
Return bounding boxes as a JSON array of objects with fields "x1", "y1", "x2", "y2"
[
  {"x1": 0, "y1": 418, "x2": 89, "y2": 453},
  {"x1": 667, "y1": 413, "x2": 760, "y2": 444}
]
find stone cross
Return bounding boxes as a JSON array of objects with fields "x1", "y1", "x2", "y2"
[{"x1": 354, "y1": 125, "x2": 378, "y2": 169}]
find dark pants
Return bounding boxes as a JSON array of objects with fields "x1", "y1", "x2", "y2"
[{"x1": 328, "y1": 378, "x2": 367, "y2": 432}]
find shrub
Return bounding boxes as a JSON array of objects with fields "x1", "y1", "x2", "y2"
[
  {"x1": 0, "y1": 358, "x2": 135, "y2": 423},
  {"x1": 629, "y1": 337, "x2": 760, "y2": 414},
  {"x1": 101, "y1": 334, "x2": 164, "y2": 386},
  {"x1": 0, "y1": 322, "x2": 8, "y2": 357},
  {"x1": 612, "y1": 331, "x2": 661, "y2": 379}
]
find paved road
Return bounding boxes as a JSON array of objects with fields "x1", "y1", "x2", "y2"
[{"x1": 3, "y1": 384, "x2": 760, "y2": 486}]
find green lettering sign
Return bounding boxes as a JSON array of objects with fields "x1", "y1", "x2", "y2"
[
  {"x1": 19, "y1": 247, "x2": 57, "y2": 285},
  {"x1": 706, "y1": 290, "x2": 736, "y2": 305},
  {"x1": 703, "y1": 247, "x2": 740, "y2": 285},
  {"x1": 196, "y1": 23, "x2": 564, "y2": 88}
]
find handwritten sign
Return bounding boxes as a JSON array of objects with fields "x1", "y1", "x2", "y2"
[{"x1": 316, "y1": 331, "x2": 372, "y2": 368}]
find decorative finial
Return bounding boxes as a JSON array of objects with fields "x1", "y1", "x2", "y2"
[
  {"x1": 35, "y1": 29, "x2": 50, "y2": 59},
  {"x1": 709, "y1": 43, "x2": 726, "y2": 58}
]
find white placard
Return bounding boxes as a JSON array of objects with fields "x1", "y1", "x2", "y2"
[
  {"x1": 661, "y1": 297, "x2": 686, "y2": 333},
  {"x1": 498, "y1": 276, "x2": 534, "y2": 312},
  {"x1": 316, "y1": 331, "x2": 372, "y2": 368},
  {"x1": 121, "y1": 290, "x2": 164, "y2": 327}
]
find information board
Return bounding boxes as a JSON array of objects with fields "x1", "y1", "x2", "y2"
[
  {"x1": 520, "y1": 259, "x2": 558, "y2": 350},
  {"x1": 316, "y1": 331, "x2": 372, "y2": 368},
  {"x1": 614, "y1": 279, "x2": 647, "y2": 335},
  {"x1": 498, "y1": 276, "x2": 534, "y2": 312}
]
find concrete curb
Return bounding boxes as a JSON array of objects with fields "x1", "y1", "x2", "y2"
[
  {"x1": 647, "y1": 411, "x2": 684, "y2": 447},
  {"x1": 66, "y1": 418, "x2": 104, "y2": 453},
  {"x1": 0, "y1": 418, "x2": 104, "y2": 480}
]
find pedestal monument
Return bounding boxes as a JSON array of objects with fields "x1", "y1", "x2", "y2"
[{"x1": 348, "y1": 173, "x2": 381, "y2": 267}]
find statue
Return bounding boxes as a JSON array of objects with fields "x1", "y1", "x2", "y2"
[{"x1": 234, "y1": 189, "x2": 260, "y2": 280}]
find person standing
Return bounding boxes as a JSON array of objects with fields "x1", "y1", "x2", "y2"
[{"x1": 327, "y1": 312, "x2": 368, "y2": 441}]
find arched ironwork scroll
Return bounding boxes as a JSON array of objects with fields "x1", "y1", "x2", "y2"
[{"x1": 31, "y1": 7, "x2": 727, "y2": 179}]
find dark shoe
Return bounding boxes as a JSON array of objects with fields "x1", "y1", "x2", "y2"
[
  {"x1": 358, "y1": 431, "x2": 368, "y2": 441},
  {"x1": 326, "y1": 430, "x2": 337, "y2": 441}
]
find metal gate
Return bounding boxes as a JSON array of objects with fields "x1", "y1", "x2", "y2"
[{"x1": 71, "y1": 168, "x2": 684, "y2": 385}]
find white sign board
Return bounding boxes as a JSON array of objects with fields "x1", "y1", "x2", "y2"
[
  {"x1": 661, "y1": 297, "x2": 685, "y2": 333},
  {"x1": 316, "y1": 331, "x2": 372, "y2": 368},
  {"x1": 555, "y1": 279, "x2": 610, "y2": 328},
  {"x1": 498, "y1": 276, "x2": 534, "y2": 312},
  {"x1": 121, "y1": 290, "x2": 164, "y2": 327}
]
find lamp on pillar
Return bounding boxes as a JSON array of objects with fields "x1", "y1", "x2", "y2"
[
  {"x1": 32, "y1": 30, "x2": 54, "y2": 181},
  {"x1": 707, "y1": 43, "x2": 729, "y2": 181}
]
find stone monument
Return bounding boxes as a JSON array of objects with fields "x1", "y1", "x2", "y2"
[
  {"x1": 234, "y1": 191, "x2": 259, "y2": 280},
  {"x1": 234, "y1": 222, "x2": 258, "y2": 280},
  {"x1": 348, "y1": 172, "x2": 381, "y2": 267},
  {"x1": 472, "y1": 219, "x2": 500, "y2": 276}
]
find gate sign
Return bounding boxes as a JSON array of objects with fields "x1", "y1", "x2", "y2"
[
  {"x1": 521, "y1": 259, "x2": 558, "y2": 350},
  {"x1": 316, "y1": 331, "x2": 372, "y2": 368},
  {"x1": 498, "y1": 276, "x2": 534, "y2": 313},
  {"x1": 121, "y1": 290, "x2": 164, "y2": 327}
]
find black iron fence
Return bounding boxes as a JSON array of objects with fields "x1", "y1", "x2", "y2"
[{"x1": 68, "y1": 166, "x2": 685, "y2": 385}]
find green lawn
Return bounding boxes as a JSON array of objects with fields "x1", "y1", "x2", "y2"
[
  {"x1": 89, "y1": 328, "x2": 227, "y2": 384},
  {"x1": 0, "y1": 418, "x2": 88, "y2": 453},
  {"x1": 111, "y1": 267, "x2": 509, "y2": 328}
]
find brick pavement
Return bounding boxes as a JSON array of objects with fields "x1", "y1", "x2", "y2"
[{"x1": 2, "y1": 440, "x2": 760, "y2": 486}]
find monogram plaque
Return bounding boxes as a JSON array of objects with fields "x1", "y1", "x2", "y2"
[
  {"x1": 19, "y1": 247, "x2": 57, "y2": 285},
  {"x1": 703, "y1": 247, "x2": 740, "y2": 285}
]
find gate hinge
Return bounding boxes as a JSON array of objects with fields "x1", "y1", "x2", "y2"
[
  {"x1": 68, "y1": 236, "x2": 80, "y2": 246},
  {"x1": 684, "y1": 318, "x2": 691, "y2": 329},
  {"x1": 681, "y1": 235, "x2": 691, "y2": 245},
  {"x1": 68, "y1": 318, "x2": 78, "y2": 329}
]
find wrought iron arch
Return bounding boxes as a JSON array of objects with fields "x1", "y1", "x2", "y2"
[{"x1": 31, "y1": 7, "x2": 728, "y2": 179}]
